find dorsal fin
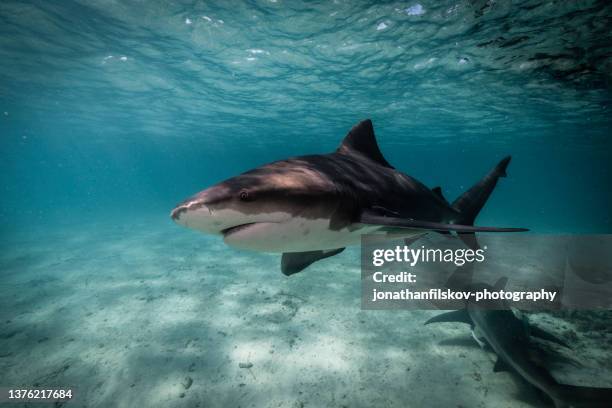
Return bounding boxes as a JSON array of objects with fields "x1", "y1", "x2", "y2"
[
  {"x1": 431, "y1": 186, "x2": 449, "y2": 203},
  {"x1": 494, "y1": 277, "x2": 508, "y2": 291},
  {"x1": 336, "y1": 119, "x2": 394, "y2": 168}
]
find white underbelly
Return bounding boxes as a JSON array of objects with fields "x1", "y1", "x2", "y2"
[{"x1": 223, "y1": 217, "x2": 425, "y2": 253}]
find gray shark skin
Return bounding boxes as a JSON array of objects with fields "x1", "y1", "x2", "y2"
[
  {"x1": 425, "y1": 279, "x2": 612, "y2": 407},
  {"x1": 171, "y1": 119, "x2": 526, "y2": 275}
]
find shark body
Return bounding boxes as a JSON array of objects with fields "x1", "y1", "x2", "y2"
[
  {"x1": 426, "y1": 279, "x2": 612, "y2": 407},
  {"x1": 171, "y1": 119, "x2": 526, "y2": 274}
]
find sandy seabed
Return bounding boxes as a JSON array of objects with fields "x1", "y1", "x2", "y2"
[{"x1": 1, "y1": 218, "x2": 611, "y2": 408}]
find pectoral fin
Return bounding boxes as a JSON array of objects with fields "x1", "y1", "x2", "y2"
[{"x1": 281, "y1": 248, "x2": 345, "y2": 276}]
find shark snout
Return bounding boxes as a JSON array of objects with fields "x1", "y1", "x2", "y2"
[
  {"x1": 170, "y1": 199, "x2": 211, "y2": 224},
  {"x1": 170, "y1": 204, "x2": 188, "y2": 221},
  {"x1": 171, "y1": 200, "x2": 223, "y2": 235},
  {"x1": 171, "y1": 188, "x2": 244, "y2": 235}
]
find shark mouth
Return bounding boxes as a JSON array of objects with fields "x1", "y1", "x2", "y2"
[{"x1": 220, "y1": 222, "x2": 258, "y2": 237}]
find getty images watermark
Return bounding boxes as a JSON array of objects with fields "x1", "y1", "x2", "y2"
[{"x1": 361, "y1": 234, "x2": 612, "y2": 310}]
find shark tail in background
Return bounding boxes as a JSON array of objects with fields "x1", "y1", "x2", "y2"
[{"x1": 451, "y1": 156, "x2": 512, "y2": 249}]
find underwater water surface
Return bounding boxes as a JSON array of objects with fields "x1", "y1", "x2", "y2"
[{"x1": 1, "y1": 1, "x2": 611, "y2": 407}]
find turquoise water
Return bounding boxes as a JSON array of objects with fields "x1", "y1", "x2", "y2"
[
  {"x1": 1, "y1": 0, "x2": 611, "y2": 235},
  {"x1": 1, "y1": 1, "x2": 611, "y2": 407}
]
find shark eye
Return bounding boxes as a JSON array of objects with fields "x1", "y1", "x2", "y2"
[{"x1": 239, "y1": 190, "x2": 251, "y2": 201}]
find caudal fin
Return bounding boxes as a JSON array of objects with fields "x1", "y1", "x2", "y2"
[
  {"x1": 452, "y1": 156, "x2": 512, "y2": 249},
  {"x1": 453, "y1": 156, "x2": 511, "y2": 225}
]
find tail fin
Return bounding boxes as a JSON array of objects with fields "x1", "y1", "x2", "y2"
[
  {"x1": 452, "y1": 156, "x2": 512, "y2": 249},
  {"x1": 452, "y1": 156, "x2": 511, "y2": 225}
]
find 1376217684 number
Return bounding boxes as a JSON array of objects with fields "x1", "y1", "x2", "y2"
[{"x1": 7, "y1": 389, "x2": 73, "y2": 400}]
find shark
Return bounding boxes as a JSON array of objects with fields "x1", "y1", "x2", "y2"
[
  {"x1": 171, "y1": 119, "x2": 526, "y2": 275},
  {"x1": 425, "y1": 278, "x2": 612, "y2": 407}
]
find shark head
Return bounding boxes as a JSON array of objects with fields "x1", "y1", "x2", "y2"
[
  {"x1": 170, "y1": 159, "x2": 341, "y2": 252},
  {"x1": 170, "y1": 120, "x2": 394, "y2": 253}
]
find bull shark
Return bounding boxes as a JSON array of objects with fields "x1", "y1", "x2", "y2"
[
  {"x1": 171, "y1": 119, "x2": 526, "y2": 275},
  {"x1": 425, "y1": 278, "x2": 612, "y2": 407}
]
